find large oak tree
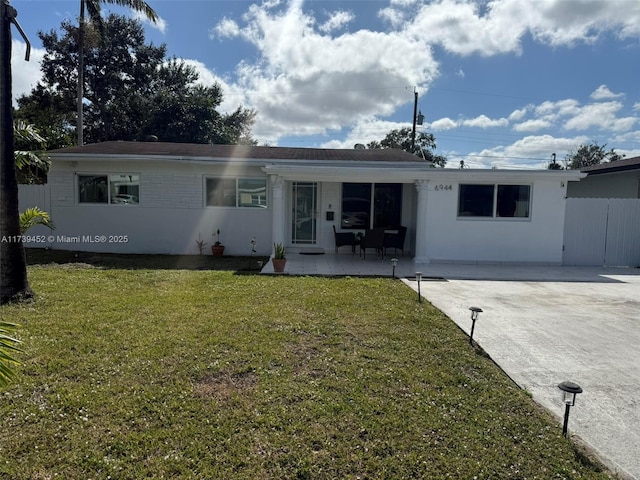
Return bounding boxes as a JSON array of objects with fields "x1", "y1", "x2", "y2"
[
  {"x1": 76, "y1": 0, "x2": 158, "y2": 146},
  {"x1": 17, "y1": 14, "x2": 255, "y2": 145}
]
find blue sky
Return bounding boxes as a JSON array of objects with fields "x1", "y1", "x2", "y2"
[{"x1": 9, "y1": 0, "x2": 640, "y2": 168}]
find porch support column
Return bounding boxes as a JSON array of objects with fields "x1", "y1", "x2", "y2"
[
  {"x1": 270, "y1": 174, "x2": 285, "y2": 254},
  {"x1": 414, "y1": 179, "x2": 429, "y2": 263}
]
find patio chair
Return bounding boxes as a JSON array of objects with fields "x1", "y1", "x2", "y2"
[
  {"x1": 384, "y1": 225, "x2": 407, "y2": 256},
  {"x1": 333, "y1": 225, "x2": 356, "y2": 253},
  {"x1": 360, "y1": 228, "x2": 385, "y2": 260}
]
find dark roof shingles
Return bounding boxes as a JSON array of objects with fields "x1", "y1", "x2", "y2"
[
  {"x1": 49, "y1": 141, "x2": 425, "y2": 163},
  {"x1": 581, "y1": 156, "x2": 640, "y2": 174}
]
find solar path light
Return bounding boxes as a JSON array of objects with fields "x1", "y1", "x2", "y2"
[
  {"x1": 391, "y1": 258, "x2": 398, "y2": 278},
  {"x1": 468, "y1": 307, "x2": 483, "y2": 345},
  {"x1": 415, "y1": 272, "x2": 422, "y2": 302},
  {"x1": 558, "y1": 381, "x2": 583, "y2": 437}
]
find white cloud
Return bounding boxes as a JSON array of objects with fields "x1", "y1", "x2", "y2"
[
  {"x1": 462, "y1": 115, "x2": 509, "y2": 128},
  {"x1": 205, "y1": 0, "x2": 640, "y2": 146},
  {"x1": 464, "y1": 134, "x2": 590, "y2": 169},
  {"x1": 430, "y1": 117, "x2": 459, "y2": 131},
  {"x1": 590, "y1": 84, "x2": 623, "y2": 100},
  {"x1": 320, "y1": 117, "x2": 407, "y2": 149},
  {"x1": 211, "y1": 17, "x2": 240, "y2": 39},
  {"x1": 11, "y1": 41, "x2": 45, "y2": 105},
  {"x1": 211, "y1": 1, "x2": 439, "y2": 143},
  {"x1": 508, "y1": 107, "x2": 528, "y2": 121},
  {"x1": 386, "y1": 0, "x2": 640, "y2": 56},
  {"x1": 611, "y1": 130, "x2": 640, "y2": 145},
  {"x1": 130, "y1": 9, "x2": 167, "y2": 34},
  {"x1": 563, "y1": 101, "x2": 636, "y2": 132},
  {"x1": 513, "y1": 119, "x2": 552, "y2": 132},
  {"x1": 178, "y1": 59, "x2": 247, "y2": 116},
  {"x1": 533, "y1": 99, "x2": 580, "y2": 122},
  {"x1": 505, "y1": 94, "x2": 637, "y2": 136},
  {"x1": 319, "y1": 10, "x2": 355, "y2": 33}
]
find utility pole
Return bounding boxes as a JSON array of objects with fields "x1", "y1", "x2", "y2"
[
  {"x1": 77, "y1": 0, "x2": 85, "y2": 146},
  {"x1": 411, "y1": 87, "x2": 418, "y2": 152}
]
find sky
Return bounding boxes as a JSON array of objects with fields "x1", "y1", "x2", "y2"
[{"x1": 8, "y1": 0, "x2": 640, "y2": 169}]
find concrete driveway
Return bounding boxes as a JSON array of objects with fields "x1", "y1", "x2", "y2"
[{"x1": 403, "y1": 265, "x2": 640, "y2": 479}]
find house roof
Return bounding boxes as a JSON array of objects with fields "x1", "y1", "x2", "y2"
[
  {"x1": 580, "y1": 156, "x2": 640, "y2": 175},
  {"x1": 47, "y1": 141, "x2": 586, "y2": 182},
  {"x1": 49, "y1": 141, "x2": 426, "y2": 163}
]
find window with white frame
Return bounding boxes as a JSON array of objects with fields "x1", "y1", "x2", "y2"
[
  {"x1": 78, "y1": 174, "x2": 140, "y2": 205},
  {"x1": 458, "y1": 184, "x2": 530, "y2": 218},
  {"x1": 206, "y1": 177, "x2": 267, "y2": 208}
]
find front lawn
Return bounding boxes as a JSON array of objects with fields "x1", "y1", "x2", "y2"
[{"x1": 1, "y1": 266, "x2": 611, "y2": 479}]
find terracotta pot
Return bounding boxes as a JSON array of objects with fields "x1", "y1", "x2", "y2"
[
  {"x1": 272, "y1": 258, "x2": 287, "y2": 273},
  {"x1": 211, "y1": 245, "x2": 225, "y2": 256}
]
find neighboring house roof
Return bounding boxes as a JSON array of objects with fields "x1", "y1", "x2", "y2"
[
  {"x1": 580, "y1": 156, "x2": 640, "y2": 175},
  {"x1": 48, "y1": 141, "x2": 426, "y2": 164}
]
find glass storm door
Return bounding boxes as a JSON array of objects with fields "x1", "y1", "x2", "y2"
[{"x1": 292, "y1": 182, "x2": 318, "y2": 244}]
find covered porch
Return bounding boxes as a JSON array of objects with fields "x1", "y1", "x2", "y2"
[{"x1": 264, "y1": 165, "x2": 430, "y2": 262}]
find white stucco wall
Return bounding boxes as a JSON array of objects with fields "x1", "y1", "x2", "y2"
[
  {"x1": 424, "y1": 176, "x2": 569, "y2": 265},
  {"x1": 29, "y1": 160, "x2": 273, "y2": 255}
]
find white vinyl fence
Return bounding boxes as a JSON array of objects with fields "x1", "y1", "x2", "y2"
[
  {"x1": 563, "y1": 198, "x2": 640, "y2": 266},
  {"x1": 18, "y1": 184, "x2": 52, "y2": 237}
]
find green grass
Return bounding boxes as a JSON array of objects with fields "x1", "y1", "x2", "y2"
[{"x1": 0, "y1": 265, "x2": 612, "y2": 479}]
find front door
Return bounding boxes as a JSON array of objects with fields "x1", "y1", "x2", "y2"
[{"x1": 291, "y1": 182, "x2": 317, "y2": 244}]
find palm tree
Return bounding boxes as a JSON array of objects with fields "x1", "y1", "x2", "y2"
[
  {"x1": 15, "y1": 120, "x2": 50, "y2": 184},
  {"x1": 1, "y1": 1, "x2": 32, "y2": 304},
  {"x1": 19, "y1": 207, "x2": 55, "y2": 234},
  {"x1": 0, "y1": 321, "x2": 22, "y2": 388},
  {"x1": 77, "y1": 0, "x2": 158, "y2": 146}
]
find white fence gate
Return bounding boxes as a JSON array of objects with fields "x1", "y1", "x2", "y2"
[{"x1": 563, "y1": 198, "x2": 640, "y2": 266}]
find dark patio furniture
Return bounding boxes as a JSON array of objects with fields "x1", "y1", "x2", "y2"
[
  {"x1": 360, "y1": 228, "x2": 385, "y2": 259},
  {"x1": 384, "y1": 225, "x2": 407, "y2": 256},
  {"x1": 333, "y1": 225, "x2": 356, "y2": 253}
]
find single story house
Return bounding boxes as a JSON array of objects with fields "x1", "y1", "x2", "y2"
[{"x1": 19, "y1": 141, "x2": 585, "y2": 265}]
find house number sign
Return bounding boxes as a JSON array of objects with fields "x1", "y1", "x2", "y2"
[{"x1": 434, "y1": 184, "x2": 453, "y2": 191}]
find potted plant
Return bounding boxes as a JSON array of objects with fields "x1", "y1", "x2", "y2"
[
  {"x1": 211, "y1": 229, "x2": 225, "y2": 256},
  {"x1": 272, "y1": 242, "x2": 286, "y2": 273}
]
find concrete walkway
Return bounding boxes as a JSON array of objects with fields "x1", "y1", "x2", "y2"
[{"x1": 403, "y1": 266, "x2": 640, "y2": 479}]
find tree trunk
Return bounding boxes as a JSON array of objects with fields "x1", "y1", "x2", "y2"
[
  {"x1": 77, "y1": 0, "x2": 85, "y2": 146},
  {"x1": 0, "y1": 0, "x2": 32, "y2": 304}
]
